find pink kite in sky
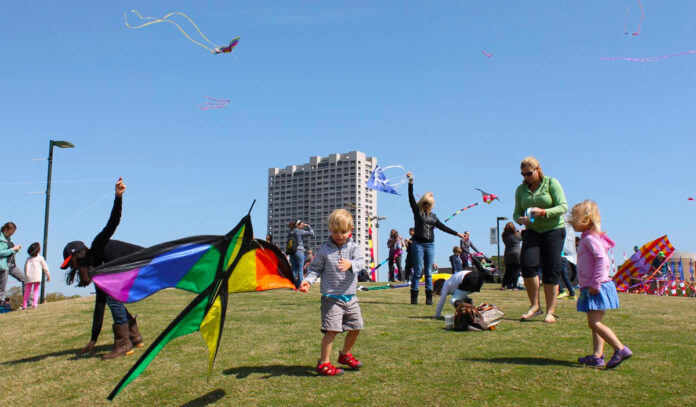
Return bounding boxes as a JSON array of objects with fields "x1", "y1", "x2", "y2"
[
  {"x1": 482, "y1": 51, "x2": 493, "y2": 58},
  {"x1": 201, "y1": 97, "x2": 230, "y2": 110},
  {"x1": 688, "y1": 197, "x2": 694, "y2": 201}
]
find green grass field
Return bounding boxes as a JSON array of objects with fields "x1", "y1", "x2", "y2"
[{"x1": 1, "y1": 284, "x2": 694, "y2": 406}]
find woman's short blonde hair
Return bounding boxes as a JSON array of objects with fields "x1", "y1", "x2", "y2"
[
  {"x1": 328, "y1": 209, "x2": 354, "y2": 232},
  {"x1": 570, "y1": 200, "x2": 601, "y2": 232},
  {"x1": 521, "y1": 156, "x2": 545, "y2": 179},
  {"x1": 418, "y1": 192, "x2": 435, "y2": 212}
]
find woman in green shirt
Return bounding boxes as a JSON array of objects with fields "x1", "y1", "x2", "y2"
[{"x1": 513, "y1": 157, "x2": 567, "y2": 323}]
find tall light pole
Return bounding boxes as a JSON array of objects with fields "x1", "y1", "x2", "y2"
[
  {"x1": 41, "y1": 140, "x2": 74, "y2": 303},
  {"x1": 496, "y1": 216, "x2": 508, "y2": 277}
]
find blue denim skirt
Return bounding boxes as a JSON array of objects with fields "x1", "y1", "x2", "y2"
[{"x1": 577, "y1": 281, "x2": 619, "y2": 312}]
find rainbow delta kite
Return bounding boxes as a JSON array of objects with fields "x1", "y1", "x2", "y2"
[{"x1": 90, "y1": 211, "x2": 297, "y2": 400}]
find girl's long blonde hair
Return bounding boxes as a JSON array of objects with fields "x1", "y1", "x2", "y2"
[
  {"x1": 418, "y1": 192, "x2": 434, "y2": 213},
  {"x1": 570, "y1": 200, "x2": 602, "y2": 232}
]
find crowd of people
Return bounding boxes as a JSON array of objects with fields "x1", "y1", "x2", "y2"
[{"x1": 1, "y1": 155, "x2": 632, "y2": 374}]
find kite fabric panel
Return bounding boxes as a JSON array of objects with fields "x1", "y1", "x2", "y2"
[
  {"x1": 106, "y1": 215, "x2": 298, "y2": 400},
  {"x1": 90, "y1": 229, "x2": 246, "y2": 302},
  {"x1": 613, "y1": 235, "x2": 675, "y2": 291},
  {"x1": 366, "y1": 165, "x2": 400, "y2": 195}
]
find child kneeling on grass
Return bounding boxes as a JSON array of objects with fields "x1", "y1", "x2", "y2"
[{"x1": 300, "y1": 209, "x2": 365, "y2": 376}]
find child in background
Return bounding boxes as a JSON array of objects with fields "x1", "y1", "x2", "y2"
[
  {"x1": 571, "y1": 200, "x2": 632, "y2": 369},
  {"x1": 23, "y1": 242, "x2": 50, "y2": 309},
  {"x1": 300, "y1": 209, "x2": 365, "y2": 376},
  {"x1": 449, "y1": 246, "x2": 463, "y2": 272},
  {"x1": 432, "y1": 268, "x2": 483, "y2": 319}
]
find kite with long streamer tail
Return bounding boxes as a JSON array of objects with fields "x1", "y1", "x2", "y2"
[
  {"x1": 201, "y1": 97, "x2": 230, "y2": 110},
  {"x1": 476, "y1": 188, "x2": 500, "y2": 204},
  {"x1": 444, "y1": 202, "x2": 479, "y2": 223},
  {"x1": 601, "y1": 50, "x2": 696, "y2": 63},
  {"x1": 366, "y1": 165, "x2": 408, "y2": 195},
  {"x1": 124, "y1": 10, "x2": 240, "y2": 55},
  {"x1": 91, "y1": 210, "x2": 297, "y2": 399}
]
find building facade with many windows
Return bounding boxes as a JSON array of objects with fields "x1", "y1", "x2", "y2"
[{"x1": 267, "y1": 151, "x2": 379, "y2": 271}]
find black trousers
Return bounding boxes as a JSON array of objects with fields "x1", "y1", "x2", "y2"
[
  {"x1": 520, "y1": 228, "x2": 566, "y2": 285},
  {"x1": 502, "y1": 263, "x2": 521, "y2": 289}
]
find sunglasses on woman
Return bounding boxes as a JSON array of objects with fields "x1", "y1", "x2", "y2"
[{"x1": 521, "y1": 171, "x2": 534, "y2": 177}]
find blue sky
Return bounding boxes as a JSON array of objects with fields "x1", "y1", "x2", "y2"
[{"x1": 2, "y1": 1, "x2": 695, "y2": 295}]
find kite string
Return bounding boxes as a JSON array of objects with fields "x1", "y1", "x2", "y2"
[
  {"x1": 632, "y1": 0, "x2": 644, "y2": 36},
  {"x1": 48, "y1": 191, "x2": 114, "y2": 238},
  {"x1": 124, "y1": 10, "x2": 218, "y2": 52},
  {"x1": 380, "y1": 165, "x2": 408, "y2": 188}
]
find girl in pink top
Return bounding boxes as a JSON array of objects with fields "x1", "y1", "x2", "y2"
[
  {"x1": 23, "y1": 242, "x2": 50, "y2": 309},
  {"x1": 570, "y1": 200, "x2": 632, "y2": 369}
]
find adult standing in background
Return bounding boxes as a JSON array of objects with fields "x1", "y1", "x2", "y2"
[
  {"x1": 459, "y1": 231, "x2": 479, "y2": 269},
  {"x1": 287, "y1": 220, "x2": 314, "y2": 285},
  {"x1": 0, "y1": 222, "x2": 25, "y2": 306},
  {"x1": 501, "y1": 222, "x2": 522, "y2": 290},
  {"x1": 513, "y1": 156, "x2": 568, "y2": 323},
  {"x1": 407, "y1": 172, "x2": 466, "y2": 306},
  {"x1": 386, "y1": 229, "x2": 403, "y2": 282},
  {"x1": 557, "y1": 219, "x2": 578, "y2": 299}
]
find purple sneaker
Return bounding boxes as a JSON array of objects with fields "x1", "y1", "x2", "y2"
[
  {"x1": 577, "y1": 354, "x2": 605, "y2": 368},
  {"x1": 606, "y1": 346, "x2": 632, "y2": 369}
]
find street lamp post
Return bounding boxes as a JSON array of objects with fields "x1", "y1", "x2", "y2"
[
  {"x1": 496, "y1": 217, "x2": 508, "y2": 277},
  {"x1": 41, "y1": 140, "x2": 74, "y2": 303}
]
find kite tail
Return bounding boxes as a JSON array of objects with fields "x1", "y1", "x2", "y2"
[
  {"x1": 124, "y1": 10, "x2": 219, "y2": 53},
  {"x1": 107, "y1": 283, "x2": 217, "y2": 400}
]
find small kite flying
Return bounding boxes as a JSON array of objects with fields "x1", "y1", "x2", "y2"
[
  {"x1": 366, "y1": 165, "x2": 408, "y2": 195},
  {"x1": 124, "y1": 10, "x2": 240, "y2": 55},
  {"x1": 201, "y1": 97, "x2": 230, "y2": 110},
  {"x1": 482, "y1": 51, "x2": 493, "y2": 58},
  {"x1": 476, "y1": 188, "x2": 500, "y2": 204}
]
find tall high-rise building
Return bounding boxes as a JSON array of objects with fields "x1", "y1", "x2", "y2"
[{"x1": 267, "y1": 151, "x2": 379, "y2": 271}]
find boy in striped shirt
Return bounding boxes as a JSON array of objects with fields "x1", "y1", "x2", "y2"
[{"x1": 300, "y1": 209, "x2": 365, "y2": 376}]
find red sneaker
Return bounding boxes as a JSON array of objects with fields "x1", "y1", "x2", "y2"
[
  {"x1": 316, "y1": 361, "x2": 344, "y2": 376},
  {"x1": 338, "y1": 352, "x2": 363, "y2": 369}
]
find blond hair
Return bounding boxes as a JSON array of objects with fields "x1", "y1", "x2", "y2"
[
  {"x1": 418, "y1": 192, "x2": 435, "y2": 212},
  {"x1": 328, "y1": 209, "x2": 354, "y2": 232},
  {"x1": 520, "y1": 156, "x2": 545, "y2": 179},
  {"x1": 570, "y1": 200, "x2": 602, "y2": 232}
]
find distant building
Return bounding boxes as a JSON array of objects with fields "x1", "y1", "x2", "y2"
[{"x1": 267, "y1": 151, "x2": 379, "y2": 271}]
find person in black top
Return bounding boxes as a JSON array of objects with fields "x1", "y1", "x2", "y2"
[
  {"x1": 406, "y1": 172, "x2": 466, "y2": 305},
  {"x1": 61, "y1": 178, "x2": 145, "y2": 359}
]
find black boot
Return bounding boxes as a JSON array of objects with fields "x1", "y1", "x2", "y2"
[
  {"x1": 425, "y1": 289, "x2": 433, "y2": 305},
  {"x1": 410, "y1": 290, "x2": 419, "y2": 305}
]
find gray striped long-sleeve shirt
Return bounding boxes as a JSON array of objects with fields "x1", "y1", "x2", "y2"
[{"x1": 304, "y1": 238, "x2": 364, "y2": 296}]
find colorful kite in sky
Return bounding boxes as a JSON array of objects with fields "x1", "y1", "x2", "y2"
[
  {"x1": 124, "y1": 10, "x2": 240, "y2": 55},
  {"x1": 91, "y1": 213, "x2": 297, "y2": 400},
  {"x1": 201, "y1": 97, "x2": 230, "y2": 110},
  {"x1": 688, "y1": 197, "x2": 694, "y2": 201},
  {"x1": 366, "y1": 165, "x2": 407, "y2": 195},
  {"x1": 476, "y1": 188, "x2": 500, "y2": 204},
  {"x1": 482, "y1": 51, "x2": 493, "y2": 58},
  {"x1": 444, "y1": 202, "x2": 479, "y2": 223}
]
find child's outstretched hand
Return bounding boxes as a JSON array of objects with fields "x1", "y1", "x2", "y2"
[
  {"x1": 337, "y1": 258, "x2": 352, "y2": 272},
  {"x1": 299, "y1": 281, "x2": 311, "y2": 293},
  {"x1": 115, "y1": 177, "x2": 126, "y2": 197}
]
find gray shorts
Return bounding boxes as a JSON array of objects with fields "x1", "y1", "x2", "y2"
[{"x1": 320, "y1": 295, "x2": 364, "y2": 333}]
